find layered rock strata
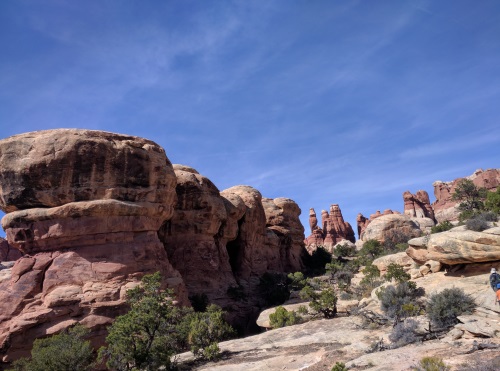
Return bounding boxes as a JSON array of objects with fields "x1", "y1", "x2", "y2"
[
  {"x1": 304, "y1": 205, "x2": 355, "y2": 252},
  {"x1": 407, "y1": 226, "x2": 500, "y2": 265},
  {"x1": 0, "y1": 237, "x2": 21, "y2": 262},
  {"x1": 432, "y1": 168, "x2": 500, "y2": 223},
  {"x1": 356, "y1": 209, "x2": 400, "y2": 239},
  {"x1": 359, "y1": 214, "x2": 422, "y2": 244},
  {"x1": 0, "y1": 130, "x2": 188, "y2": 363}
]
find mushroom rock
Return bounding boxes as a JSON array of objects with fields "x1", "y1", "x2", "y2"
[
  {"x1": 432, "y1": 169, "x2": 500, "y2": 223},
  {"x1": 305, "y1": 204, "x2": 355, "y2": 252},
  {"x1": 0, "y1": 129, "x2": 188, "y2": 363}
]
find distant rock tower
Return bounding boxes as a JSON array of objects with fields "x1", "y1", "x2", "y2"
[{"x1": 304, "y1": 204, "x2": 355, "y2": 252}]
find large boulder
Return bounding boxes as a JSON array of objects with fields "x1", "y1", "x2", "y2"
[
  {"x1": 0, "y1": 130, "x2": 187, "y2": 363},
  {"x1": 360, "y1": 214, "x2": 422, "y2": 243},
  {"x1": 407, "y1": 226, "x2": 500, "y2": 265}
]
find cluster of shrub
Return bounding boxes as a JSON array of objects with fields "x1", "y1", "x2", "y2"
[{"x1": 9, "y1": 272, "x2": 235, "y2": 371}]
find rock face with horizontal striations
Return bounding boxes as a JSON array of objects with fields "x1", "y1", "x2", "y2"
[
  {"x1": 0, "y1": 129, "x2": 188, "y2": 363},
  {"x1": 407, "y1": 226, "x2": 500, "y2": 265},
  {"x1": 432, "y1": 168, "x2": 500, "y2": 223},
  {"x1": 403, "y1": 190, "x2": 435, "y2": 221},
  {"x1": 305, "y1": 204, "x2": 355, "y2": 252}
]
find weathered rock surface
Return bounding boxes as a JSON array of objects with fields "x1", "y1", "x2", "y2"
[
  {"x1": 356, "y1": 209, "x2": 401, "y2": 239},
  {"x1": 407, "y1": 226, "x2": 500, "y2": 265},
  {"x1": 158, "y1": 169, "x2": 305, "y2": 331},
  {"x1": 432, "y1": 168, "x2": 500, "y2": 223},
  {"x1": 0, "y1": 130, "x2": 188, "y2": 364},
  {"x1": 0, "y1": 237, "x2": 21, "y2": 262},
  {"x1": 305, "y1": 204, "x2": 355, "y2": 252},
  {"x1": 360, "y1": 214, "x2": 422, "y2": 244},
  {"x1": 403, "y1": 190, "x2": 435, "y2": 221},
  {"x1": 372, "y1": 251, "x2": 417, "y2": 275}
]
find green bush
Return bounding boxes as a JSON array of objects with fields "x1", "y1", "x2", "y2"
[
  {"x1": 269, "y1": 306, "x2": 302, "y2": 328},
  {"x1": 333, "y1": 243, "x2": 356, "y2": 258},
  {"x1": 287, "y1": 272, "x2": 307, "y2": 291},
  {"x1": 384, "y1": 263, "x2": 411, "y2": 283},
  {"x1": 431, "y1": 221, "x2": 454, "y2": 234},
  {"x1": 452, "y1": 178, "x2": 487, "y2": 221},
  {"x1": 259, "y1": 272, "x2": 290, "y2": 306},
  {"x1": 359, "y1": 240, "x2": 384, "y2": 263},
  {"x1": 334, "y1": 270, "x2": 353, "y2": 291},
  {"x1": 485, "y1": 187, "x2": 500, "y2": 214},
  {"x1": 331, "y1": 361, "x2": 349, "y2": 371},
  {"x1": 184, "y1": 304, "x2": 235, "y2": 360},
  {"x1": 8, "y1": 325, "x2": 95, "y2": 371},
  {"x1": 300, "y1": 286, "x2": 338, "y2": 318},
  {"x1": 413, "y1": 356, "x2": 450, "y2": 371},
  {"x1": 99, "y1": 272, "x2": 189, "y2": 370},
  {"x1": 378, "y1": 282, "x2": 421, "y2": 319},
  {"x1": 426, "y1": 288, "x2": 475, "y2": 328},
  {"x1": 361, "y1": 264, "x2": 380, "y2": 285}
]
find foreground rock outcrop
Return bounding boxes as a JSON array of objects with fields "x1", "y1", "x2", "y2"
[
  {"x1": 360, "y1": 214, "x2": 422, "y2": 244},
  {"x1": 407, "y1": 226, "x2": 500, "y2": 265},
  {"x1": 304, "y1": 205, "x2": 355, "y2": 252},
  {"x1": 0, "y1": 129, "x2": 308, "y2": 364},
  {"x1": 0, "y1": 130, "x2": 188, "y2": 363}
]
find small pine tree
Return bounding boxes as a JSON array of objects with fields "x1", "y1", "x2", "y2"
[{"x1": 269, "y1": 306, "x2": 301, "y2": 328}]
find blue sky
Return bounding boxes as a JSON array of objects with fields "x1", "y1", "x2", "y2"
[{"x1": 1, "y1": 0, "x2": 499, "y2": 239}]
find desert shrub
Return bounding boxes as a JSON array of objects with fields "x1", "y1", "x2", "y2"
[
  {"x1": 300, "y1": 286, "x2": 338, "y2": 318},
  {"x1": 189, "y1": 293, "x2": 209, "y2": 312},
  {"x1": 99, "y1": 272, "x2": 189, "y2": 371},
  {"x1": 426, "y1": 288, "x2": 475, "y2": 328},
  {"x1": 287, "y1": 271, "x2": 307, "y2": 291},
  {"x1": 334, "y1": 270, "x2": 354, "y2": 291},
  {"x1": 269, "y1": 306, "x2": 302, "y2": 328},
  {"x1": 384, "y1": 263, "x2": 411, "y2": 283},
  {"x1": 259, "y1": 272, "x2": 290, "y2": 306},
  {"x1": 358, "y1": 239, "x2": 384, "y2": 263},
  {"x1": 331, "y1": 362, "x2": 348, "y2": 371},
  {"x1": 378, "y1": 282, "x2": 421, "y2": 319},
  {"x1": 9, "y1": 325, "x2": 95, "y2": 371},
  {"x1": 184, "y1": 304, "x2": 235, "y2": 360},
  {"x1": 227, "y1": 285, "x2": 246, "y2": 301},
  {"x1": 297, "y1": 305, "x2": 309, "y2": 315},
  {"x1": 325, "y1": 261, "x2": 343, "y2": 276},
  {"x1": 389, "y1": 318, "x2": 419, "y2": 348},
  {"x1": 485, "y1": 187, "x2": 500, "y2": 214},
  {"x1": 431, "y1": 221, "x2": 453, "y2": 234},
  {"x1": 395, "y1": 242, "x2": 409, "y2": 251},
  {"x1": 413, "y1": 356, "x2": 450, "y2": 371},
  {"x1": 361, "y1": 264, "x2": 380, "y2": 285},
  {"x1": 452, "y1": 179, "x2": 487, "y2": 221},
  {"x1": 465, "y1": 217, "x2": 489, "y2": 232},
  {"x1": 477, "y1": 211, "x2": 498, "y2": 221},
  {"x1": 333, "y1": 243, "x2": 356, "y2": 258}
]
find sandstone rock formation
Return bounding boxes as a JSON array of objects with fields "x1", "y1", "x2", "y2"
[
  {"x1": 403, "y1": 190, "x2": 435, "y2": 221},
  {"x1": 159, "y1": 167, "x2": 305, "y2": 330},
  {"x1": 304, "y1": 204, "x2": 355, "y2": 252},
  {"x1": 356, "y1": 209, "x2": 400, "y2": 239},
  {"x1": 0, "y1": 130, "x2": 309, "y2": 364},
  {"x1": 360, "y1": 214, "x2": 422, "y2": 244},
  {"x1": 0, "y1": 237, "x2": 21, "y2": 262},
  {"x1": 0, "y1": 130, "x2": 188, "y2": 363},
  {"x1": 372, "y1": 251, "x2": 417, "y2": 276},
  {"x1": 407, "y1": 226, "x2": 500, "y2": 265},
  {"x1": 432, "y1": 168, "x2": 500, "y2": 223}
]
